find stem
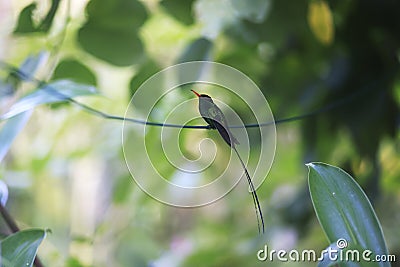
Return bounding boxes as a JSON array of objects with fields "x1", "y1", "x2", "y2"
[
  {"x1": 0, "y1": 204, "x2": 45, "y2": 267},
  {"x1": 0, "y1": 203, "x2": 19, "y2": 233}
]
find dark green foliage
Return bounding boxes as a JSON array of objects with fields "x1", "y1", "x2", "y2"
[
  {"x1": 14, "y1": 0, "x2": 61, "y2": 33},
  {"x1": 77, "y1": 0, "x2": 147, "y2": 66},
  {"x1": 300, "y1": 0, "x2": 400, "y2": 200},
  {"x1": 160, "y1": 0, "x2": 196, "y2": 25},
  {"x1": 53, "y1": 59, "x2": 97, "y2": 86},
  {"x1": 218, "y1": 0, "x2": 400, "y2": 202},
  {"x1": 13, "y1": 3, "x2": 37, "y2": 33}
]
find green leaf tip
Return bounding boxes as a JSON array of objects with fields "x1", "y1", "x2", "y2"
[
  {"x1": 0, "y1": 228, "x2": 47, "y2": 267},
  {"x1": 305, "y1": 162, "x2": 315, "y2": 168},
  {"x1": 307, "y1": 162, "x2": 390, "y2": 267}
]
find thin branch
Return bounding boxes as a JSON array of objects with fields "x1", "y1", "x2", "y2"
[
  {"x1": 0, "y1": 203, "x2": 19, "y2": 233},
  {"x1": 0, "y1": 61, "x2": 366, "y2": 129}
]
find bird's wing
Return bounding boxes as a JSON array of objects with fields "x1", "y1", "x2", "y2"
[
  {"x1": 213, "y1": 120, "x2": 234, "y2": 147},
  {"x1": 207, "y1": 106, "x2": 240, "y2": 146}
]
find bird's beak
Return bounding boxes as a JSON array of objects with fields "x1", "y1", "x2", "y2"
[{"x1": 191, "y1": 89, "x2": 201, "y2": 97}]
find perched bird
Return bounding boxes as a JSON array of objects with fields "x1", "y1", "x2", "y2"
[{"x1": 191, "y1": 89, "x2": 265, "y2": 234}]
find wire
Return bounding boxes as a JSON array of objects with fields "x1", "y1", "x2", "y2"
[{"x1": 0, "y1": 61, "x2": 364, "y2": 129}]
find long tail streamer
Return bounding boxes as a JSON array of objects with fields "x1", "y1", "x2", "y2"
[{"x1": 232, "y1": 146, "x2": 265, "y2": 234}]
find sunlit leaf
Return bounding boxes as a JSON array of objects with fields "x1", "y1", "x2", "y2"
[
  {"x1": 0, "y1": 229, "x2": 47, "y2": 267},
  {"x1": 0, "y1": 80, "x2": 97, "y2": 120},
  {"x1": 308, "y1": 0, "x2": 334, "y2": 45},
  {"x1": 307, "y1": 162, "x2": 389, "y2": 267}
]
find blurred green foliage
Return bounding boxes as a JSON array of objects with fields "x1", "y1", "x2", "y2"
[
  {"x1": 0, "y1": 0, "x2": 399, "y2": 266},
  {"x1": 78, "y1": 0, "x2": 147, "y2": 66}
]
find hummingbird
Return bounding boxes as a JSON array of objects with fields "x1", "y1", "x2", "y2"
[{"x1": 191, "y1": 89, "x2": 265, "y2": 234}]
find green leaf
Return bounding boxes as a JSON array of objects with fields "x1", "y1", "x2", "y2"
[
  {"x1": 0, "y1": 229, "x2": 47, "y2": 267},
  {"x1": 85, "y1": 0, "x2": 147, "y2": 30},
  {"x1": 307, "y1": 162, "x2": 389, "y2": 267},
  {"x1": 0, "y1": 80, "x2": 97, "y2": 120},
  {"x1": 160, "y1": 0, "x2": 195, "y2": 25},
  {"x1": 13, "y1": 3, "x2": 37, "y2": 33},
  {"x1": 13, "y1": 0, "x2": 61, "y2": 34},
  {"x1": 0, "y1": 111, "x2": 33, "y2": 163},
  {"x1": 53, "y1": 59, "x2": 97, "y2": 86},
  {"x1": 78, "y1": 23, "x2": 144, "y2": 66},
  {"x1": 77, "y1": 0, "x2": 147, "y2": 66}
]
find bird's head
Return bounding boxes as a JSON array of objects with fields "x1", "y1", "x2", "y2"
[{"x1": 191, "y1": 90, "x2": 213, "y2": 102}]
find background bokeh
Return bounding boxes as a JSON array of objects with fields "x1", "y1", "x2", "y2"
[{"x1": 0, "y1": 0, "x2": 399, "y2": 266}]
